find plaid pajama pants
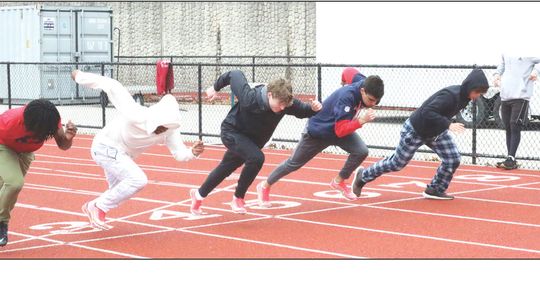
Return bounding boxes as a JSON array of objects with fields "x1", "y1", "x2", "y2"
[{"x1": 362, "y1": 119, "x2": 461, "y2": 192}]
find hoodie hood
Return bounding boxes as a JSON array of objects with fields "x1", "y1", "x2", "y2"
[
  {"x1": 342, "y1": 67, "x2": 362, "y2": 85},
  {"x1": 352, "y1": 72, "x2": 367, "y2": 84},
  {"x1": 460, "y1": 68, "x2": 489, "y2": 101},
  {"x1": 145, "y1": 94, "x2": 182, "y2": 135}
]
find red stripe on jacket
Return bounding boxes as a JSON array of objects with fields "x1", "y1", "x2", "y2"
[{"x1": 334, "y1": 119, "x2": 362, "y2": 138}]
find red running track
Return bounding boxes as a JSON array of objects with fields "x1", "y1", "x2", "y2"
[{"x1": 2, "y1": 135, "x2": 540, "y2": 258}]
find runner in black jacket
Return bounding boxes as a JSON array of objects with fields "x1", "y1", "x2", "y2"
[
  {"x1": 352, "y1": 69, "x2": 489, "y2": 200},
  {"x1": 189, "y1": 70, "x2": 322, "y2": 215}
]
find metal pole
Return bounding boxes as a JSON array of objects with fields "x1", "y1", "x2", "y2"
[
  {"x1": 114, "y1": 27, "x2": 120, "y2": 79},
  {"x1": 101, "y1": 63, "x2": 106, "y2": 128},
  {"x1": 472, "y1": 98, "x2": 477, "y2": 164},
  {"x1": 471, "y1": 64, "x2": 478, "y2": 165},
  {"x1": 7, "y1": 63, "x2": 12, "y2": 109},
  {"x1": 317, "y1": 64, "x2": 322, "y2": 103},
  {"x1": 198, "y1": 64, "x2": 202, "y2": 140},
  {"x1": 252, "y1": 56, "x2": 255, "y2": 82}
]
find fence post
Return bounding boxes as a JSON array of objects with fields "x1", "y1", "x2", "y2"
[
  {"x1": 7, "y1": 63, "x2": 12, "y2": 109},
  {"x1": 101, "y1": 63, "x2": 106, "y2": 128},
  {"x1": 252, "y1": 56, "x2": 256, "y2": 82},
  {"x1": 198, "y1": 64, "x2": 203, "y2": 140},
  {"x1": 471, "y1": 98, "x2": 478, "y2": 165},
  {"x1": 317, "y1": 63, "x2": 322, "y2": 103},
  {"x1": 471, "y1": 64, "x2": 478, "y2": 164}
]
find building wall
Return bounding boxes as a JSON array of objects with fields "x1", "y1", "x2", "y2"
[{"x1": 1, "y1": 2, "x2": 316, "y2": 93}]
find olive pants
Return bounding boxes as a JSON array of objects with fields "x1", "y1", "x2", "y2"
[{"x1": 0, "y1": 144, "x2": 34, "y2": 224}]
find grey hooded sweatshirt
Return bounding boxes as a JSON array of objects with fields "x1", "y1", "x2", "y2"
[{"x1": 495, "y1": 55, "x2": 540, "y2": 101}]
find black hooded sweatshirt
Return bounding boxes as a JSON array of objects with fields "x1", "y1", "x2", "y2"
[
  {"x1": 214, "y1": 70, "x2": 317, "y2": 147},
  {"x1": 409, "y1": 69, "x2": 489, "y2": 138}
]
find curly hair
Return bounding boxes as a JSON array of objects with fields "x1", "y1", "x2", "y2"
[{"x1": 23, "y1": 99, "x2": 60, "y2": 142}]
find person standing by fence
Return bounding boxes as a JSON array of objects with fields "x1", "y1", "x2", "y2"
[{"x1": 493, "y1": 55, "x2": 540, "y2": 170}]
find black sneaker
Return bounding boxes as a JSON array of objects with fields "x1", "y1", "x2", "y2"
[
  {"x1": 423, "y1": 187, "x2": 454, "y2": 200},
  {"x1": 502, "y1": 157, "x2": 518, "y2": 170},
  {"x1": 352, "y1": 167, "x2": 366, "y2": 197},
  {"x1": 0, "y1": 222, "x2": 7, "y2": 247}
]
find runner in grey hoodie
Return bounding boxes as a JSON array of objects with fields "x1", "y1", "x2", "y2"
[{"x1": 493, "y1": 55, "x2": 540, "y2": 169}]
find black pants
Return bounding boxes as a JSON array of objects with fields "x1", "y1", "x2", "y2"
[
  {"x1": 198, "y1": 130, "x2": 265, "y2": 199},
  {"x1": 501, "y1": 99, "x2": 529, "y2": 157}
]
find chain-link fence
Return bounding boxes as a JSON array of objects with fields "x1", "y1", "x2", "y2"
[{"x1": 1, "y1": 61, "x2": 540, "y2": 169}]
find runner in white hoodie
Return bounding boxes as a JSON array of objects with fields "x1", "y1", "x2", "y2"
[{"x1": 72, "y1": 70, "x2": 204, "y2": 230}]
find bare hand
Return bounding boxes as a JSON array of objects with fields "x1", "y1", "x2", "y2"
[
  {"x1": 191, "y1": 140, "x2": 204, "y2": 156},
  {"x1": 64, "y1": 120, "x2": 78, "y2": 140},
  {"x1": 308, "y1": 99, "x2": 322, "y2": 112},
  {"x1": 530, "y1": 71, "x2": 538, "y2": 81},
  {"x1": 71, "y1": 70, "x2": 80, "y2": 81},
  {"x1": 206, "y1": 86, "x2": 217, "y2": 101},
  {"x1": 449, "y1": 122, "x2": 465, "y2": 134},
  {"x1": 357, "y1": 108, "x2": 376, "y2": 125}
]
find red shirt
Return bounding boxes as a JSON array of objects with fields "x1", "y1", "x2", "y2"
[{"x1": 0, "y1": 106, "x2": 61, "y2": 153}]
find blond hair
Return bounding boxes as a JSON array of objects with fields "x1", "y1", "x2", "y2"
[{"x1": 267, "y1": 78, "x2": 293, "y2": 106}]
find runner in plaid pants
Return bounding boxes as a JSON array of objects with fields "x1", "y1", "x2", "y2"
[{"x1": 352, "y1": 69, "x2": 489, "y2": 200}]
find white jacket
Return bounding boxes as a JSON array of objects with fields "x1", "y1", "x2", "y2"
[{"x1": 75, "y1": 71, "x2": 196, "y2": 161}]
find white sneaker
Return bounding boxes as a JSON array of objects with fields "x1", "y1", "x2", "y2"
[
  {"x1": 231, "y1": 196, "x2": 247, "y2": 214},
  {"x1": 256, "y1": 182, "x2": 272, "y2": 208},
  {"x1": 82, "y1": 201, "x2": 112, "y2": 230},
  {"x1": 189, "y1": 189, "x2": 206, "y2": 216}
]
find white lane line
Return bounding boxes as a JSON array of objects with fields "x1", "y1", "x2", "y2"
[
  {"x1": 178, "y1": 229, "x2": 366, "y2": 259},
  {"x1": 275, "y1": 216, "x2": 540, "y2": 255}
]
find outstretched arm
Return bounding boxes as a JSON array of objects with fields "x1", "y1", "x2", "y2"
[
  {"x1": 206, "y1": 70, "x2": 257, "y2": 109},
  {"x1": 72, "y1": 70, "x2": 146, "y2": 123}
]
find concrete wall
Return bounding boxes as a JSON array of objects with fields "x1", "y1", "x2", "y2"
[{"x1": 1, "y1": 2, "x2": 316, "y2": 93}]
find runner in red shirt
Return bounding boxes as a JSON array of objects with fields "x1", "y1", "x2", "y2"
[{"x1": 0, "y1": 99, "x2": 78, "y2": 247}]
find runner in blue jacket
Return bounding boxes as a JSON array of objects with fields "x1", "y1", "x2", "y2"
[{"x1": 257, "y1": 75, "x2": 384, "y2": 206}]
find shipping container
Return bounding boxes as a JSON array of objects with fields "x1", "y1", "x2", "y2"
[{"x1": 0, "y1": 5, "x2": 112, "y2": 103}]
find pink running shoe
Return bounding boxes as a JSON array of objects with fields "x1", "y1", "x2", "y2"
[
  {"x1": 330, "y1": 179, "x2": 357, "y2": 201},
  {"x1": 256, "y1": 181, "x2": 272, "y2": 208},
  {"x1": 231, "y1": 196, "x2": 247, "y2": 214},
  {"x1": 190, "y1": 189, "x2": 205, "y2": 216},
  {"x1": 82, "y1": 201, "x2": 112, "y2": 230}
]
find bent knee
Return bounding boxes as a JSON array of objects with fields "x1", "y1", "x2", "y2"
[
  {"x1": 2, "y1": 177, "x2": 25, "y2": 192},
  {"x1": 350, "y1": 149, "x2": 369, "y2": 161},
  {"x1": 443, "y1": 157, "x2": 461, "y2": 169},
  {"x1": 246, "y1": 152, "x2": 265, "y2": 167},
  {"x1": 129, "y1": 174, "x2": 148, "y2": 190}
]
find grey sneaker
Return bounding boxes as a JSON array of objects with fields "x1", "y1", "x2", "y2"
[
  {"x1": 423, "y1": 187, "x2": 454, "y2": 200},
  {"x1": 352, "y1": 167, "x2": 366, "y2": 197}
]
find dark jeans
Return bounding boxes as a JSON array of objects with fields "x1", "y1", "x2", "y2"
[
  {"x1": 267, "y1": 132, "x2": 368, "y2": 185},
  {"x1": 198, "y1": 130, "x2": 264, "y2": 199},
  {"x1": 501, "y1": 99, "x2": 529, "y2": 157}
]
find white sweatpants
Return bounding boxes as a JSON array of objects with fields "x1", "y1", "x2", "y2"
[{"x1": 89, "y1": 141, "x2": 148, "y2": 213}]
